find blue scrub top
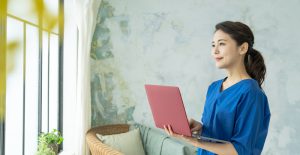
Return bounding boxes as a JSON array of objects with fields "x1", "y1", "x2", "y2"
[{"x1": 197, "y1": 77, "x2": 271, "y2": 155}]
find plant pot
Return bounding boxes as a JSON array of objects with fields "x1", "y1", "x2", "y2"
[{"x1": 48, "y1": 143, "x2": 58, "y2": 155}]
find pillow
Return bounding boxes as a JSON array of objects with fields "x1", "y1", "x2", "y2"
[{"x1": 96, "y1": 128, "x2": 146, "y2": 155}]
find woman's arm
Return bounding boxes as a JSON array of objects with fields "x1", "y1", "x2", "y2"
[
  {"x1": 164, "y1": 125, "x2": 238, "y2": 155},
  {"x1": 195, "y1": 140, "x2": 238, "y2": 155}
]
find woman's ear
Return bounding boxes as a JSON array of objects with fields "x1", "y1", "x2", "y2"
[{"x1": 239, "y1": 42, "x2": 249, "y2": 55}]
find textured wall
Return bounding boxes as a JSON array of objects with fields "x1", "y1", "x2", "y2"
[{"x1": 90, "y1": 0, "x2": 300, "y2": 154}]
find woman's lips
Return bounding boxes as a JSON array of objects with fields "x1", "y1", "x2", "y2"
[{"x1": 215, "y1": 57, "x2": 223, "y2": 62}]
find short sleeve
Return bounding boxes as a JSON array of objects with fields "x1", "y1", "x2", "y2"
[{"x1": 231, "y1": 89, "x2": 271, "y2": 155}]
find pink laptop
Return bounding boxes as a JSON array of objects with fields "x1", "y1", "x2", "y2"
[
  {"x1": 144, "y1": 84, "x2": 192, "y2": 137},
  {"x1": 145, "y1": 84, "x2": 229, "y2": 143},
  {"x1": 145, "y1": 84, "x2": 228, "y2": 143}
]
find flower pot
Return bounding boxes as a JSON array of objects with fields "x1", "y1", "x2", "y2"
[{"x1": 48, "y1": 143, "x2": 58, "y2": 155}]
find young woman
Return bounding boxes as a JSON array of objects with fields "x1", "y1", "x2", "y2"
[{"x1": 164, "y1": 21, "x2": 271, "y2": 155}]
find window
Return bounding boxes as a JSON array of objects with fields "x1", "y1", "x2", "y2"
[{"x1": 0, "y1": 0, "x2": 64, "y2": 154}]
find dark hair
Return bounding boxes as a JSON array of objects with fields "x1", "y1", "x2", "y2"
[{"x1": 215, "y1": 21, "x2": 266, "y2": 88}]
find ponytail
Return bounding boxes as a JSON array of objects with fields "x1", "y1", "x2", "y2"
[{"x1": 244, "y1": 48, "x2": 266, "y2": 88}]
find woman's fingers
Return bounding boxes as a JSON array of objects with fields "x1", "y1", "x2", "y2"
[
  {"x1": 191, "y1": 126, "x2": 197, "y2": 131},
  {"x1": 189, "y1": 119, "x2": 195, "y2": 126},
  {"x1": 163, "y1": 124, "x2": 199, "y2": 147},
  {"x1": 163, "y1": 125, "x2": 170, "y2": 135},
  {"x1": 164, "y1": 125, "x2": 183, "y2": 138},
  {"x1": 167, "y1": 125, "x2": 174, "y2": 135},
  {"x1": 191, "y1": 127, "x2": 200, "y2": 132},
  {"x1": 164, "y1": 125, "x2": 175, "y2": 136},
  {"x1": 190, "y1": 120, "x2": 202, "y2": 133}
]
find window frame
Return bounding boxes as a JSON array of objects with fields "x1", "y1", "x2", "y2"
[{"x1": 0, "y1": 0, "x2": 64, "y2": 154}]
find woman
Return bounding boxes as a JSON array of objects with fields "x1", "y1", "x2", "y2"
[{"x1": 164, "y1": 21, "x2": 271, "y2": 155}]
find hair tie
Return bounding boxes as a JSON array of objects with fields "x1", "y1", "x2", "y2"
[
  {"x1": 247, "y1": 47, "x2": 254, "y2": 57},
  {"x1": 249, "y1": 40, "x2": 255, "y2": 52}
]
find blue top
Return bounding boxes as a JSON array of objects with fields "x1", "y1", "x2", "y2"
[{"x1": 197, "y1": 77, "x2": 271, "y2": 155}]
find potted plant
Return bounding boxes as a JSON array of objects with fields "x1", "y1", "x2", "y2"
[{"x1": 36, "y1": 129, "x2": 63, "y2": 155}]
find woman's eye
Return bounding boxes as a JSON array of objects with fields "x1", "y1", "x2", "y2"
[
  {"x1": 212, "y1": 44, "x2": 215, "y2": 47},
  {"x1": 219, "y1": 43, "x2": 225, "y2": 46}
]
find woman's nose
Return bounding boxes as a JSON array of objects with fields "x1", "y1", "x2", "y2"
[{"x1": 213, "y1": 46, "x2": 219, "y2": 54}]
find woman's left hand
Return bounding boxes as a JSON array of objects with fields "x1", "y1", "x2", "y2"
[{"x1": 163, "y1": 124, "x2": 199, "y2": 147}]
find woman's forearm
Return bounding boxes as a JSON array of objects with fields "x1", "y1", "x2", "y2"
[
  {"x1": 164, "y1": 124, "x2": 238, "y2": 155},
  {"x1": 196, "y1": 141, "x2": 238, "y2": 155}
]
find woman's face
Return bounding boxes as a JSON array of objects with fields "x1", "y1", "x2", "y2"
[{"x1": 211, "y1": 30, "x2": 244, "y2": 69}]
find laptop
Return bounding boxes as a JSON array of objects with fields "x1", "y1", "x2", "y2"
[{"x1": 144, "y1": 84, "x2": 228, "y2": 143}]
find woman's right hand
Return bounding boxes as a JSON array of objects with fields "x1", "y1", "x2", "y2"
[{"x1": 189, "y1": 118, "x2": 202, "y2": 134}]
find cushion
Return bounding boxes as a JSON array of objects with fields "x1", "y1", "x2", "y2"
[
  {"x1": 161, "y1": 138, "x2": 197, "y2": 155},
  {"x1": 96, "y1": 128, "x2": 146, "y2": 155},
  {"x1": 132, "y1": 123, "x2": 197, "y2": 155}
]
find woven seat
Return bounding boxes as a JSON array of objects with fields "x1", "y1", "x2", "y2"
[{"x1": 86, "y1": 124, "x2": 130, "y2": 155}]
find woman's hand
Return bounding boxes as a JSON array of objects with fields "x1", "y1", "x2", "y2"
[
  {"x1": 162, "y1": 118, "x2": 202, "y2": 146},
  {"x1": 163, "y1": 125, "x2": 199, "y2": 147},
  {"x1": 189, "y1": 118, "x2": 202, "y2": 135},
  {"x1": 163, "y1": 125, "x2": 238, "y2": 155}
]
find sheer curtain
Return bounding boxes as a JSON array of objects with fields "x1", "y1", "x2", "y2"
[
  {"x1": 63, "y1": 0, "x2": 101, "y2": 154},
  {"x1": 74, "y1": 0, "x2": 102, "y2": 154}
]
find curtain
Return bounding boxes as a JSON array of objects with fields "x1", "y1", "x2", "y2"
[{"x1": 74, "y1": 0, "x2": 102, "y2": 154}]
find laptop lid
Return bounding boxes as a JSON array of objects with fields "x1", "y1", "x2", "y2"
[{"x1": 145, "y1": 84, "x2": 192, "y2": 137}]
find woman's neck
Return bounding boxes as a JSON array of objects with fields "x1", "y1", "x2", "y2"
[{"x1": 224, "y1": 63, "x2": 251, "y2": 84}]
